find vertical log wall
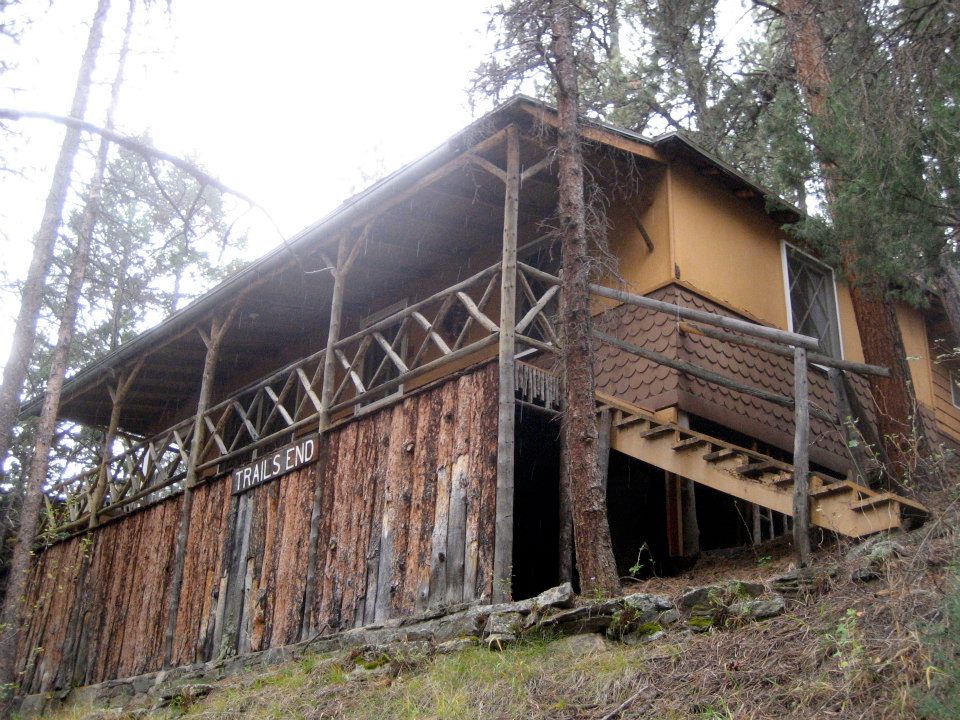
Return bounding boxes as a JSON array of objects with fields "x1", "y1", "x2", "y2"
[{"x1": 15, "y1": 362, "x2": 497, "y2": 694}]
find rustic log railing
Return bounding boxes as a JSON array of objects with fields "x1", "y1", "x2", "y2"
[{"x1": 39, "y1": 257, "x2": 566, "y2": 538}]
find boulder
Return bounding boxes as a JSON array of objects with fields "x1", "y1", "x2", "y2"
[
  {"x1": 729, "y1": 595, "x2": 785, "y2": 621},
  {"x1": 484, "y1": 610, "x2": 522, "y2": 649},
  {"x1": 538, "y1": 605, "x2": 614, "y2": 635},
  {"x1": 532, "y1": 582, "x2": 575, "y2": 610},
  {"x1": 554, "y1": 633, "x2": 614, "y2": 656}
]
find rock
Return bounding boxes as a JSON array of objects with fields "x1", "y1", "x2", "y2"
[
  {"x1": 622, "y1": 593, "x2": 674, "y2": 613},
  {"x1": 484, "y1": 611, "x2": 521, "y2": 648},
  {"x1": 852, "y1": 566, "x2": 882, "y2": 583},
  {"x1": 485, "y1": 610, "x2": 522, "y2": 637},
  {"x1": 554, "y1": 633, "x2": 613, "y2": 656},
  {"x1": 532, "y1": 582, "x2": 575, "y2": 609},
  {"x1": 539, "y1": 605, "x2": 614, "y2": 635},
  {"x1": 16, "y1": 694, "x2": 46, "y2": 719},
  {"x1": 846, "y1": 536, "x2": 905, "y2": 563},
  {"x1": 726, "y1": 580, "x2": 765, "y2": 599},
  {"x1": 770, "y1": 566, "x2": 836, "y2": 596},
  {"x1": 607, "y1": 594, "x2": 675, "y2": 640},
  {"x1": 436, "y1": 638, "x2": 477, "y2": 654},
  {"x1": 658, "y1": 609, "x2": 681, "y2": 626},
  {"x1": 679, "y1": 585, "x2": 724, "y2": 610},
  {"x1": 729, "y1": 595, "x2": 785, "y2": 621}
]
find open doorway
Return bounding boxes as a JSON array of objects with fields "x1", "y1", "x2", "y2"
[{"x1": 512, "y1": 406, "x2": 562, "y2": 600}]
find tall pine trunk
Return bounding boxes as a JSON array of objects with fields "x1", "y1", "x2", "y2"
[
  {"x1": 0, "y1": 0, "x2": 112, "y2": 482},
  {"x1": 936, "y1": 249, "x2": 960, "y2": 350},
  {"x1": 552, "y1": 0, "x2": 620, "y2": 597},
  {"x1": 779, "y1": 0, "x2": 927, "y2": 480},
  {"x1": 0, "y1": 0, "x2": 124, "y2": 703}
]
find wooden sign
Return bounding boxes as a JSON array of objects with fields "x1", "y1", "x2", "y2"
[{"x1": 231, "y1": 433, "x2": 319, "y2": 495}]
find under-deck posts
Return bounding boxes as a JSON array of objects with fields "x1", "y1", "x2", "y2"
[
  {"x1": 493, "y1": 125, "x2": 520, "y2": 603},
  {"x1": 792, "y1": 346, "x2": 811, "y2": 566},
  {"x1": 163, "y1": 308, "x2": 238, "y2": 667},
  {"x1": 302, "y1": 230, "x2": 363, "y2": 639},
  {"x1": 88, "y1": 358, "x2": 143, "y2": 528}
]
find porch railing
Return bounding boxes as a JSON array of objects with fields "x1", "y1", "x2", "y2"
[{"x1": 42, "y1": 259, "x2": 564, "y2": 536}]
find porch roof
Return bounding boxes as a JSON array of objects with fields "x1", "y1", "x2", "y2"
[{"x1": 20, "y1": 95, "x2": 803, "y2": 434}]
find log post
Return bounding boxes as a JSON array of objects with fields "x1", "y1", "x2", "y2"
[
  {"x1": 163, "y1": 306, "x2": 239, "y2": 667},
  {"x1": 493, "y1": 124, "x2": 520, "y2": 603},
  {"x1": 88, "y1": 357, "x2": 144, "y2": 527},
  {"x1": 301, "y1": 229, "x2": 364, "y2": 639},
  {"x1": 558, "y1": 441, "x2": 573, "y2": 584},
  {"x1": 676, "y1": 411, "x2": 700, "y2": 559},
  {"x1": 792, "y1": 346, "x2": 812, "y2": 566}
]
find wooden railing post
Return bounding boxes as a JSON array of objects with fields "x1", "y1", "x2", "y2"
[
  {"x1": 88, "y1": 357, "x2": 143, "y2": 528},
  {"x1": 163, "y1": 306, "x2": 238, "y2": 667},
  {"x1": 302, "y1": 229, "x2": 363, "y2": 639},
  {"x1": 792, "y1": 346, "x2": 812, "y2": 566},
  {"x1": 493, "y1": 124, "x2": 520, "y2": 603}
]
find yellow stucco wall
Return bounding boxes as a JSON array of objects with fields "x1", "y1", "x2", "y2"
[
  {"x1": 669, "y1": 164, "x2": 789, "y2": 329},
  {"x1": 605, "y1": 167, "x2": 673, "y2": 294},
  {"x1": 897, "y1": 304, "x2": 935, "y2": 407}
]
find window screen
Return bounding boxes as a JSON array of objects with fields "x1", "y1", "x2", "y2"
[{"x1": 785, "y1": 245, "x2": 841, "y2": 358}]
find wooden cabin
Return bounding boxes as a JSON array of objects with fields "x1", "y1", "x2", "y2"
[{"x1": 15, "y1": 96, "x2": 957, "y2": 693}]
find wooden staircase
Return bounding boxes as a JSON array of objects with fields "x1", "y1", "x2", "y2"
[{"x1": 598, "y1": 393, "x2": 927, "y2": 538}]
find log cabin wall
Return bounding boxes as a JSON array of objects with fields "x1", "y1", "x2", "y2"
[{"x1": 16, "y1": 362, "x2": 498, "y2": 694}]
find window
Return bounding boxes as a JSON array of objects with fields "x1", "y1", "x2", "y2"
[
  {"x1": 357, "y1": 299, "x2": 407, "y2": 410},
  {"x1": 951, "y1": 368, "x2": 960, "y2": 409},
  {"x1": 783, "y1": 243, "x2": 842, "y2": 359}
]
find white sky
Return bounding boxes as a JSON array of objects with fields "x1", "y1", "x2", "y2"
[{"x1": 0, "y1": 0, "x2": 497, "y2": 365}]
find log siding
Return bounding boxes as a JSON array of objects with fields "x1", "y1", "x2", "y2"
[{"x1": 16, "y1": 362, "x2": 498, "y2": 694}]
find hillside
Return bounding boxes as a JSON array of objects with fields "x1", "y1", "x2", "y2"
[{"x1": 31, "y1": 496, "x2": 960, "y2": 720}]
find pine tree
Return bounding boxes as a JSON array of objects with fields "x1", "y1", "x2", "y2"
[{"x1": 477, "y1": 0, "x2": 621, "y2": 596}]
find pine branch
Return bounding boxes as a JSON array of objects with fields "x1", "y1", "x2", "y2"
[{"x1": 0, "y1": 108, "x2": 258, "y2": 208}]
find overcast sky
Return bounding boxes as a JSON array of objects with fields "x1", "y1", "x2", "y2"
[{"x1": 0, "y1": 0, "x2": 498, "y2": 364}]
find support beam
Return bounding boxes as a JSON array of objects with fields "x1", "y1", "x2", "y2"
[
  {"x1": 163, "y1": 303, "x2": 240, "y2": 667},
  {"x1": 493, "y1": 124, "x2": 520, "y2": 603},
  {"x1": 302, "y1": 228, "x2": 364, "y2": 639},
  {"x1": 792, "y1": 347, "x2": 812, "y2": 566},
  {"x1": 88, "y1": 358, "x2": 144, "y2": 527}
]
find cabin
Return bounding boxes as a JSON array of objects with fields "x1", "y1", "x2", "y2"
[{"x1": 14, "y1": 96, "x2": 959, "y2": 694}]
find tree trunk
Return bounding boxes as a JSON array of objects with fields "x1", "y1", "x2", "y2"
[
  {"x1": 0, "y1": 0, "x2": 112, "y2": 705},
  {"x1": 552, "y1": 0, "x2": 620, "y2": 597},
  {"x1": 0, "y1": 0, "x2": 112, "y2": 487},
  {"x1": 936, "y1": 249, "x2": 960, "y2": 349},
  {"x1": 778, "y1": 0, "x2": 927, "y2": 482}
]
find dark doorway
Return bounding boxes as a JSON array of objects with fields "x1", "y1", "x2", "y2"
[
  {"x1": 512, "y1": 407, "x2": 562, "y2": 600},
  {"x1": 606, "y1": 450, "x2": 675, "y2": 578}
]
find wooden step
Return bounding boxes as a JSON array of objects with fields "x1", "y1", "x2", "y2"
[
  {"x1": 810, "y1": 482, "x2": 856, "y2": 500},
  {"x1": 851, "y1": 492, "x2": 899, "y2": 512},
  {"x1": 636, "y1": 424, "x2": 675, "y2": 439},
  {"x1": 673, "y1": 436, "x2": 710, "y2": 452},
  {"x1": 766, "y1": 473, "x2": 794, "y2": 488},
  {"x1": 615, "y1": 414, "x2": 650, "y2": 430},
  {"x1": 703, "y1": 448, "x2": 739, "y2": 463}
]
